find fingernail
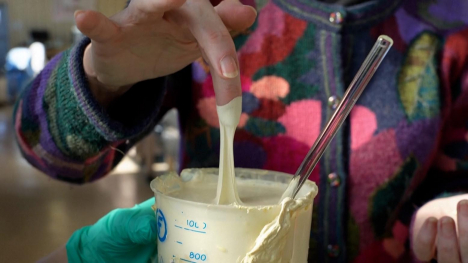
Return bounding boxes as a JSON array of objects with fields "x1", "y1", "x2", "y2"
[
  {"x1": 220, "y1": 56, "x2": 239, "y2": 78},
  {"x1": 440, "y1": 217, "x2": 454, "y2": 235},
  {"x1": 459, "y1": 200, "x2": 468, "y2": 216},
  {"x1": 427, "y1": 217, "x2": 438, "y2": 226},
  {"x1": 425, "y1": 217, "x2": 438, "y2": 235},
  {"x1": 74, "y1": 10, "x2": 85, "y2": 20}
]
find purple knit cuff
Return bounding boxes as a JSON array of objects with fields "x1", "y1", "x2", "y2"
[{"x1": 68, "y1": 37, "x2": 167, "y2": 142}]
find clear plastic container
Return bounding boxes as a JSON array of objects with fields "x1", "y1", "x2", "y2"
[{"x1": 150, "y1": 168, "x2": 318, "y2": 263}]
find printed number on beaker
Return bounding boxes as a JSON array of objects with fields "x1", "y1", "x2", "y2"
[
  {"x1": 187, "y1": 220, "x2": 207, "y2": 229},
  {"x1": 190, "y1": 252, "x2": 207, "y2": 261}
]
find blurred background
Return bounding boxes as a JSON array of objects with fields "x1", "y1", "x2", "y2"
[{"x1": 0, "y1": 1, "x2": 181, "y2": 262}]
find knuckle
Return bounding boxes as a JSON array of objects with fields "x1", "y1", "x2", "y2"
[
  {"x1": 132, "y1": 1, "x2": 159, "y2": 15},
  {"x1": 206, "y1": 30, "x2": 231, "y2": 42}
]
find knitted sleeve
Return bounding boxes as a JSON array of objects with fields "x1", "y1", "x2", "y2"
[{"x1": 13, "y1": 38, "x2": 169, "y2": 184}]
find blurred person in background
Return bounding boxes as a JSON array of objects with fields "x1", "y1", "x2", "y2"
[{"x1": 17, "y1": 0, "x2": 468, "y2": 262}]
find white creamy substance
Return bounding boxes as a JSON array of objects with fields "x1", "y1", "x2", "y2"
[
  {"x1": 152, "y1": 97, "x2": 318, "y2": 263},
  {"x1": 169, "y1": 173, "x2": 289, "y2": 206},
  {"x1": 241, "y1": 193, "x2": 314, "y2": 263},
  {"x1": 215, "y1": 96, "x2": 243, "y2": 205}
]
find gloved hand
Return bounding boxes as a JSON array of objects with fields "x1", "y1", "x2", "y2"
[{"x1": 66, "y1": 198, "x2": 158, "y2": 263}]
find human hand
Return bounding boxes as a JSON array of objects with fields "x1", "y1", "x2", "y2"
[
  {"x1": 66, "y1": 198, "x2": 158, "y2": 263},
  {"x1": 75, "y1": 0, "x2": 256, "y2": 105},
  {"x1": 412, "y1": 194, "x2": 468, "y2": 262}
]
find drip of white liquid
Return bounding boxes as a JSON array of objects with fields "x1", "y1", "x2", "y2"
[{"x1": 215, "y1": 96, "x2": 243, "y2": 205}]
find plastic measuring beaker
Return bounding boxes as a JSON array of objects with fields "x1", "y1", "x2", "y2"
[{"x1": 150, "y1": 168, "x2": 318, "y2": 263}]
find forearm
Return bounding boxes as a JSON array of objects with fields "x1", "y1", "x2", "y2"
[{"x1": 14, "y1": 38, "x2": 168, "y2": 184}]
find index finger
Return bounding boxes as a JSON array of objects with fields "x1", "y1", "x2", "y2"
[{"x1": 180, "y1": 0, "x2": 242, "y2": 106}]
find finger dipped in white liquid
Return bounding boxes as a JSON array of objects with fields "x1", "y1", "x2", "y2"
[{"x1": 215, "y1": 96, "x2": 243, "y2": 205}]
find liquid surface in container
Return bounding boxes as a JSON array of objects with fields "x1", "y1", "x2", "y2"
[{"x1": 167, "y1": 172, "x2": 288, "y2": 206}]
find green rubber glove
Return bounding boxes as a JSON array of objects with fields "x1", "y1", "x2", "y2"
[{"x1": 66, "y1": 198, "x2": 158, "y2": 263}]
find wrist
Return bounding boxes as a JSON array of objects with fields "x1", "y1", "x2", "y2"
[{"x1": 83, "y1": 44, "x2": 131, "y2": 107}]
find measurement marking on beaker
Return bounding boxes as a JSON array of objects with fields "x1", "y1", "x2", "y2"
[
  {"x1": 184, "y1": 228, "x2": 206, "y2": 234},
  {"x1": 175, "y1": 225, "x2": 183, "y2": 229},
  {"x1": 180, "y1": 259, "x2": 196, "y2": 263},
  {"x1": 176, "y1": 241, "x2": 183, "y2": 244}
]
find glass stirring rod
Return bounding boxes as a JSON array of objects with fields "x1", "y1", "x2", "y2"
[{"x1": 281, "y1": 35, "x2": 393, "y2": 201}]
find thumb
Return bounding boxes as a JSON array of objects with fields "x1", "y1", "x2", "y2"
[
  {"x1": 215, "y1": 0, "x2": 257, "y2": 31},
  {"x1": 75, "y1": 10, "x2": 119, "y2": 43},
  {"x1": 127, "y1": 214, "x2": 158, "y2": 245}
]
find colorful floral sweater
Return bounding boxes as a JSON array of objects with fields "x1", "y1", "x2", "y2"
[{"x1": 14, "y1": 0, "x2": 468, "y2": 262}]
